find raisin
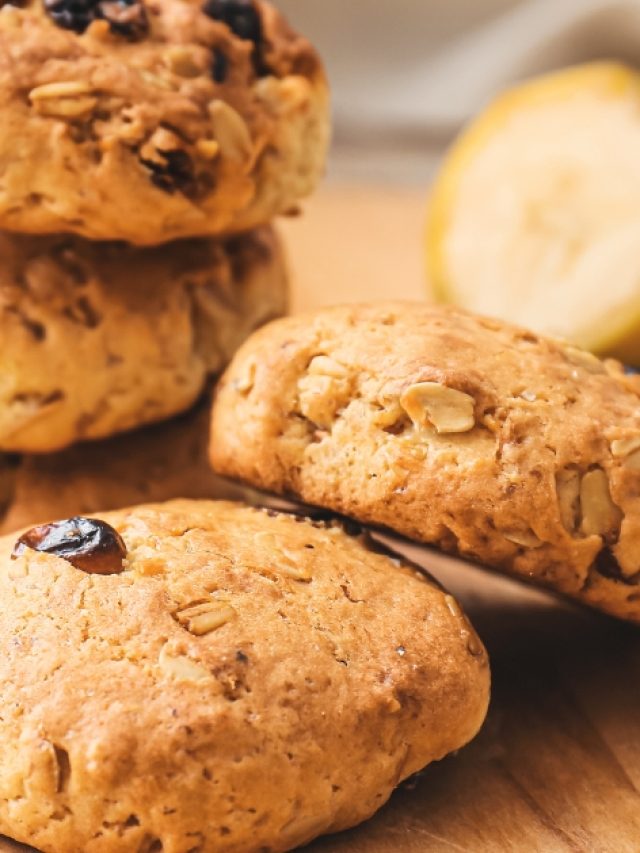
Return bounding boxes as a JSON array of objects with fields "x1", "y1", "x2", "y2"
[
  {"x1": 43, "y1": 0, "x2": 149, "y2": 39},
  {"x1": 212, "y1": 48, "x2": 229, "y2": 83},
  {"x1": 142, "y1": 149, "x2": 196, "y2": 196},
  {"x1": 202, "y1": 0, "x2": 261, "y2": 43},
  {"x1": 593, "y1": 547, "x2": 638, "y2": 585},
  {"x1": 97, "y1": 0, "x2": 148, "y2": 38},
  {"x1": 202, "y1": 0, "x2": 267, "y2": 75},
  {"x1": 12, "y1": 516, "x2": 127, "y2": 575}
]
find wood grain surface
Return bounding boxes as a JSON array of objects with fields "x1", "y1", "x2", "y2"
[{"x1": 2, "y1": 185, "x2": 638, "y2": 853}]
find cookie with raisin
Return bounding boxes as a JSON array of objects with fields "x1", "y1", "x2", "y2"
[
  {"x1": 0, "y1": 0, "x2": 328, "y2": 244},
  {"x1": 0, "y1": 499, "x2": 489, "y2": 853}
]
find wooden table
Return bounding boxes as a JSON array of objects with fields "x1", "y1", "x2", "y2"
[{"x1": 3, "y1": 185, "x2": 640, "y2": 853}]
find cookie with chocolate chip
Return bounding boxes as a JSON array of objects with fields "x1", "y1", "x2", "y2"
[
  {"x1": 210, "y1": 301, "x2": 640, "y2": 622},
  {"x1": 0, "y1": 0, "x2": 328, "y2": 244},
  {"x1": 0, "y1": 499, "x2": 489, "y2": 853},
  {"x1": 0, "y1": 226, "x2": 287, "y2": 452}
]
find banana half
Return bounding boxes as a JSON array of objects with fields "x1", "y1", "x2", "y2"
[{"x1": 426, "y1": 62, "x2": 640, "y2": 363}]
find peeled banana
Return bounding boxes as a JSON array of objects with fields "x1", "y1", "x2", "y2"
[{"x1": 426, "y1": 62, "x2": 640, "y2": 363}]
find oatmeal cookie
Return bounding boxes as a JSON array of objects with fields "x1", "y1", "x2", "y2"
[
  {"x1": 0, "y1": 0, "x2": 328, "y2": 244},
  {"x1": 0, "y1": 225, "x2": 287, "y2": 452},
  {"x1": 0, "y1": 499, "x2": 489, "y2": 852},
  {"x1": 210, "y1": 301, "x2": 640, "y2": 622}
]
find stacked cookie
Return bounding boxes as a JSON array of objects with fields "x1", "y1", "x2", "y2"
[{"x1": 0, "y1": 0, "x2": 330, "y2": 528}]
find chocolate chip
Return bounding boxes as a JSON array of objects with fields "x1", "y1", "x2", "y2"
[
  {"x1": 624, "y1": 365, "x2": 640, "y2": 376},
  {"x1": 12, "y1": 517, "x2": 127, "y2": 575},
  {"x1": 212, "y1": 48, "x2": 229, "y2": 83},
  {"x1": 43, "y1": 0, "x2": 149, "y2": 38}
]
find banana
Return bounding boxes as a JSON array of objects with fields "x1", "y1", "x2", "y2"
[{"x1": 426, "y1": 62, "x2": 640, "y2": 364}]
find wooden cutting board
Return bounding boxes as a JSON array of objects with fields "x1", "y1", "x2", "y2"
[{"x1": 3, "y1": 185, "x2": 639, "y2": 853}]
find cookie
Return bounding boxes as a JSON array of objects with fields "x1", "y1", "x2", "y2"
[
  {"x1": 0, "y1": 0, "x2": 328, "y2": 245},
  {"x1": 0, "y1": 398, "x2": 248, "y2": 535},
  {"x1": 210, "y1": 301, "x2": 640, "y2": 622},
  {"x1": 0, "y1": 499, "x2": 489, "y2": 853},
  {"x1": 0, "y1": 226, "x2": 287, "y2": 452}
]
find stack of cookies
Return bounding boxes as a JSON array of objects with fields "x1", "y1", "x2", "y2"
[{"x1": 0, "y1": 0, "x2": 329, "y2": 531}]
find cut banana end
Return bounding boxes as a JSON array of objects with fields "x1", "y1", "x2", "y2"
[{"x1": 426, "y1": 62, "x2": 640, "y2": 363}]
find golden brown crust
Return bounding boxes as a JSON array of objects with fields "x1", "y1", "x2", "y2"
[
  {"x1": 0, "y1": 499, "x2": 489, "y2": 853},
  {"x1": 210, "y1": 301, "x2": 640, "y2": 622},
  {"x1": 0, "y1": 399, "x2": 246, "y2": 535},
  {"x1": 0, "y1": 0, "x2": 329, "y2": 244},
  {"x1": 0, "y1": 226, "x2": 287, "y2": 452}
]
